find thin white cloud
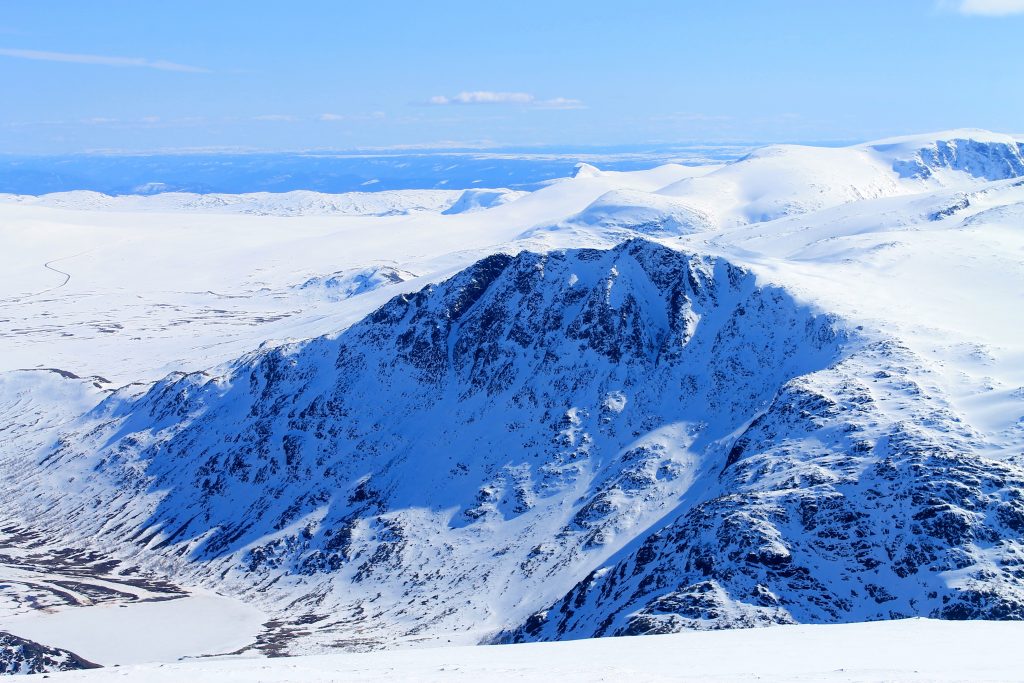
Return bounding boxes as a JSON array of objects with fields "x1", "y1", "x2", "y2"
[
  {"x1": 533, "y1": 97, "x2": 586, "y2": 110},
  {"x1": 431, "y1": 91, "x2": 534, "y2": 105},
  {"x1": 0, "y1": 47, "x2": 209, "y2": 72},
  {"x1": 652, "y1": 112, "x2": 734, "y2": 123},
  {"x1": 252, "y1": 114, "x2": 297, "y2": 122},
  {"x1": 319, "y1": 111, "x2": 387, "y2": 122},
  {"x1": 428, "y1": 91, "x2": 584, "y2": 109},
  {"x1": 951, "y1": 0, "x2": 1024, "y2": 14},
  {"x1": 77, "y1": 115, "x2": 204, "y2": 128}
]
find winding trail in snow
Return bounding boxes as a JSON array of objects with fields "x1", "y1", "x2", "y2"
[
  {"x1": 4, "y1": 251, "x2": 90, "y2": 304},
  {"x1": 41, "y1": 259, "x2": 72, "y2": 292}
]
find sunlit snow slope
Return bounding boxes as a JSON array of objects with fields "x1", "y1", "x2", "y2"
[{"x1": 41, "y1": 619, "x2": 1024, "y2": 683}]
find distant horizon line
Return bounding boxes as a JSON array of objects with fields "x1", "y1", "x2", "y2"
[
  {"x1": 3, "y1": 128, "x2": 1020, "y2": 157},
  {"x1": 0, "y1": 140, "x2": 858, "y2": 158}
]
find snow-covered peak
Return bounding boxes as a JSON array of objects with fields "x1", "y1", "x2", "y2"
[
  {"x1": 563, "y1": 189, "x2": 712, "y2": 235},
  {"x1": 572, "y1": 162, "x2": 604, "y2": 178},
  {"x1": 642, "y1": 131, "x2": 1024, "y2": 230},
  {"x1": 441, "y1": 188, "x2": 528, "y2": 214},
  {"x1": 861, "y1": 128, "x2": 1023, "y2": 149},
  {"x1": 861, "y1": 129, "x2": 1024, "y2": 181},
  {"x1": 15, "y1": 238, "x2": 848, "y2": 652},
  {"x1": 656, "y1": 144, "x2": 900, "y2": 227}
]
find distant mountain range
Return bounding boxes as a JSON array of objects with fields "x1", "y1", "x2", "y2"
[{"x1": 0, "y1": 146, "x2": 752, "y2": 195}]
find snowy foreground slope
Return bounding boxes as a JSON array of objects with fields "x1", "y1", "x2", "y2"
[
  {"x1": 1, "y1": 130, "x2": 1024, "y2": 676},
  {"x1": 41, "y1": 620, "x2": 1024, "y2": 682}
]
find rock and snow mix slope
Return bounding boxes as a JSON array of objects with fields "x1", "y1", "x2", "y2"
[
  {"x1": 503, "y1": 338, "x2": 1024, "y2": 640},
  {"x1": 0, "y1": 130, "x2": 1023, "y2": 672},
  {"x1": 11, "y1": 240, "x2": 845, "y2": 652},
  {"x1": 0, "y1": 632, "x2": 97, "y2": 676}
]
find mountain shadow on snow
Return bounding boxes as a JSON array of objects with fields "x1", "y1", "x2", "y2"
[{"x1": 26, "y1": 237, "x2": 1024, "y2": 651}]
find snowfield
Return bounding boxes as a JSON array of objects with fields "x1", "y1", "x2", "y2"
[
  {"x1": 0, "y1": 164, "x2": 707, "y2": 384},
  {"x1": 0, "y1": 590, "x2": 264, "y2": 666},
  {"x1": 42, "y1": 619, "x2": 1024, "y2": 682},
  {"x1": 1, "y1": 129, "x2": 1024, "y2": 677}
]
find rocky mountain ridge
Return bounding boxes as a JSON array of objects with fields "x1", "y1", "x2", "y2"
[{"x1": 13, "y1": 238, "x2": 851, "y2": 651}]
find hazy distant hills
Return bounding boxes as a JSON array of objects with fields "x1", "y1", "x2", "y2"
[{"x1": 0, "y1": 146, "x2": 752, "y2": 195}]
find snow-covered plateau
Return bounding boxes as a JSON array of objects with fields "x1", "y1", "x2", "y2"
[{"x1": 1, "y1": 129, "x2": 1023, "y2": 678}]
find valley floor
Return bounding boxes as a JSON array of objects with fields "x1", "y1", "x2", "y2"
[{"x1": 45, "y1": 619, "x2": 1024, "y2": 682}]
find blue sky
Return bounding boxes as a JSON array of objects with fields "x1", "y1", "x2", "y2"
[{"x1": 1, "y1": 0, "x2": 1022, "y2": 153}]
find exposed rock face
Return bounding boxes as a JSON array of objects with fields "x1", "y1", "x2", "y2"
[
  {"x1": 0, "y1": 632, "x2": 98, "y2": 676},
  {"x1": 890, "y1": 138, "x2": 1024, "y2": 181},
  {"x1": 295, "y1": 265, "x2": 416, "y2": 301},
  {"x1": 24, "y1": 239, "x2": 846, "y2": 650},
  {"x1": 499, "y1": 338, "x2": 1024, "y2": 642}
]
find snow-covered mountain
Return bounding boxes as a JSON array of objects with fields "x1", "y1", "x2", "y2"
[
  {"x1": 442, "y1": 188, "x2": 530, "y2": 214},
  {"x1": 12, "y1": 239, "x2": 847, "y2": 652},
  {"x1": 864, "y1": 129, "x2": 1024, "y2": 182},
  {"x1": 502, "y1": 337, "x2": 1024, "y2": 641},
  {"x1": 1, "y1": 129, "x2": 1023, "y2": 667},
  {"x1": 562, "y1": 129, "x2": 1024, "y2": 234}
]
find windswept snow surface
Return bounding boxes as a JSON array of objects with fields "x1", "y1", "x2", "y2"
[
  {"x1": 0, "y1": 163, "x2": 704, "y2": 383},
  {"x1": 43, "y1": 619, "x2": 1024, "y2": 682},
  {"x1": 1, "y1": 129, "x2": 1024, "y2": 673}
]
